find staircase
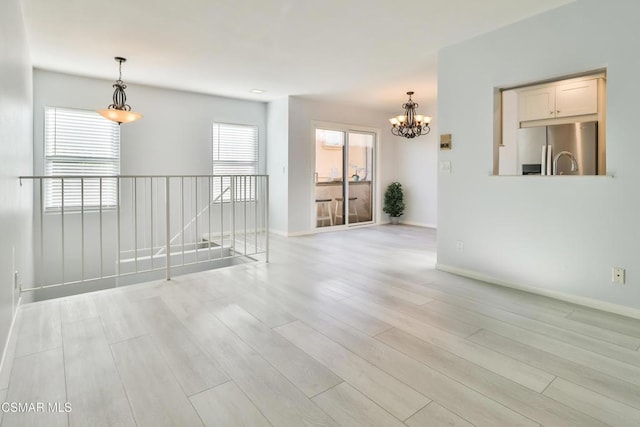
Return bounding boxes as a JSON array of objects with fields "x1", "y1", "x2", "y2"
[{"x1": 20, "y1": 174, "x2": 269, "y2": 300}]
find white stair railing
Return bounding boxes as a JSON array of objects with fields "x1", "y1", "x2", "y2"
[
  {"x1": 154, "y1": 185, "x2": 231, "y2": 257},
  {"x1": 19, "y1": 174, "x2": 269, "y2": 294}
]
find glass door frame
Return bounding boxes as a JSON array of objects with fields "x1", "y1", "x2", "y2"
[{"x1": 311, "y1": 120, "x2": 380, "y2": 232}]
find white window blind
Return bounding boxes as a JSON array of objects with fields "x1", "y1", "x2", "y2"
[
  {"x1": 44, "y1": 106, "x2": 120, "y2": 210},
  {"x1": 212, "y1": 122, "x2": 258, "y2": 201}
]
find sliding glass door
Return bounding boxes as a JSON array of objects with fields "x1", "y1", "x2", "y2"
[
  {"x1": 346, "y1": 131, "x2": 374, "y2": 225},
  {"x1": 314, "y1": 128, "x2": 375, "y2": 229}
]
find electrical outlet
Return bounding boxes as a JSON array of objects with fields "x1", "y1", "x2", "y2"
[
  {"x1": 456, "y1": 240, "x2": 464, "y2": 252},
  {"x1": 612, "y1": 267, "x2": 625, "y2": 284}
]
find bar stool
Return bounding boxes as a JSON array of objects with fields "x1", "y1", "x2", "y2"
[
  {"x1": 334, "y1": 197, "x2": 358, "y2": 224},
  {"x1": 315, "y1": 199, "x2": 333, "y2": 226}
]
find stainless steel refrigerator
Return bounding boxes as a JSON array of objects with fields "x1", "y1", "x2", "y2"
[{"x1": 517, "y1": 121, "x2": 598, "y2": 175}]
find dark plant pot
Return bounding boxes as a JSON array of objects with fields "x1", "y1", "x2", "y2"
[{"x1": 390, "y1": 216, "x2": 400, "y2": 225}]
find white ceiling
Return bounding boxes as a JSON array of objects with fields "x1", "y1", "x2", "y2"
[{"x1": 21, "y1": 0, "x2": 573, "y2": 113}]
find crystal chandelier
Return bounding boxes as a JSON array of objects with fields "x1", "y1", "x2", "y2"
[
  {"x1": 389, "y1": 91, "x2": 431, "y2": 139},
  {"x1": 98, "y1": 57, "x2": 142, "y2": 124}
]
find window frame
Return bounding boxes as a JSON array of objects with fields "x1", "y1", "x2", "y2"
[
  {"x1": 212, "y1": 121, "x2": 259, "y2": 203},
  {"x1": 43, "y1": 106, "x2": 121, "y2": 212}
]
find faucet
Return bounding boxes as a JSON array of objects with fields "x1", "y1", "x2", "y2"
[{"x1": 553, "y1": 151, "x2": 579, "y2": 175}]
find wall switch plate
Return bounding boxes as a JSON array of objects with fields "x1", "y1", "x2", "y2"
[
  {"x1": 612, "y1": 267, "x2": 625, "y2": 284},
  {"x1": 456, "y1": 240, "x2": 464, "y2": 252},
  {"x1": 440, "y1": 161, "x2": 452, "y2": 173}
]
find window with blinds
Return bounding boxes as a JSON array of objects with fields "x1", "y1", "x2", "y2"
[
  {"x1": 212, "y1": 122, "x2": 258, "y2": 202},
  {"x1": 44, "y1": 106, "x2": 120, "y2": 211}
]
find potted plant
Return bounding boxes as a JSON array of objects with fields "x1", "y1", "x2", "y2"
[{"x1": 383, "y1": 181, "x2": 405, "y2": 224}]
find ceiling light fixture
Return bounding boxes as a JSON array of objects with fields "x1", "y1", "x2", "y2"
[
  {"x1": 98, "y1": 57, "x2": 142, "y2": 124},
  {"x1": 389, "y1": 91, "x2": 431, "y2": 139},
  {"x1": 250, "y1": 89, "x2": 266, "y2": 94}
]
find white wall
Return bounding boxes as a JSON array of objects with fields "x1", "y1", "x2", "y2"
[
  {"x1": 286, "y1": 97, "x2": 396, "y2": 234},
  {"x1": 392, "y1": 101, "x2": 438, "y2": 228},
  {"x1": 266, "y1": 98, "x2": 289, "y2": 235},
  {"x1": 437, "y1": 0, "x2": 640, "y2": 314},
  {"x1": 32, "y1": 70, "x2": 268, "y2": 294},
  {"x1": 34, "y1": 70, "x2": 267, "y2": 175},
  {"x1": 0, "y1": 0, "x2": 33, "y2": 360}
]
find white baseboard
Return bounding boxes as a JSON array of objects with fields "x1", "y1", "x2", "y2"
[
  {"x1": 435, "y1": 263, "x2": 640, "y2": 320},
  {"x1": 271, "y1": 228, "x2": 321, "y2": 237},
  {"x1": 0, "y1": 296, "x2": 22, "y2": 387},
  {"x1": 399, "y1": 220, "x2": 437, "y2": 229},
  {"x1": 286, "y1": 230, "x2": 313, "y2": 237},
  {"x1": 286, "y1": 222, "x2": 382, "y2": 237}
]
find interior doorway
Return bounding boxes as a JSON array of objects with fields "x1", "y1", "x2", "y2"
[{"x1": 314, "y1": 127, "x2": 375, "y2": 229}]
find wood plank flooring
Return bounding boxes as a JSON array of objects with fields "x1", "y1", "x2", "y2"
[{"x1": 2, "y1": 225, "x2": 640, "y2": 426}]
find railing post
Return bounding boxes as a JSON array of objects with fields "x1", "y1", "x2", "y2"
[
  {"x1": 254, "y1": 175, "x2": 258, "y2": 254},
  {"x1": 266, "y1": 175, "x2": 270, "y2": 263},
  {"x1": 116, "y1": 177, "x2": 121, "y2": 286},
  {"x1": 208, "y1": 176, "x2": 212, "y2": 260},
  {"x1": 99, "y1": 177, "x2": 103, "y2": 278},
  {"x1": 244, "y1": 175, "x2": 247, "y2": 256},
  {"x1": 219, "y1": 177, "x2": 224, "y2": 259},
  {"x1": 61, "y1": 177, "x2": 65, "y2": 286},
  {"x1": 194, "y1": 177, "x2": 198, "y2": 260},
  {"x1": 133, "y1": 177, "x2": 138, "y2": 272},
  {"x1": 81, "y1": 177, "x2": 85, "y2": 281},
  {"x1": 231, "y1": 176, "x2": 236, "y2": 253},
  {"x1": 150, "y1": 177, "x2": 154, "y2": 270},
  {"x1": 166, "y1": 176, "x2": 171, "y2": 281},
  {"x1": 39, "y1": 178, "x2": 44, "y2": 288},
  {"x1": 181, "y1": 176, "x2": 185, "y2": 265}
]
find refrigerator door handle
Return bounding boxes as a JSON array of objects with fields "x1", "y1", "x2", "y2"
[
  {"x1": 541, "y1": 145, "x2": 547, "y2": 175},
  {"x1": 546, "y1": 144, "x2": 553, "y2": 175}
]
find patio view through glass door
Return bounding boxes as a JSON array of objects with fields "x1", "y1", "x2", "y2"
[{"x1": 315, "y1": 128, "x2": 375, "y2": 229}]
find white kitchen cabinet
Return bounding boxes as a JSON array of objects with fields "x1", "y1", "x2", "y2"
[
  {"x1": 518, "y1": 78, "x2": 598, "y2": 122},
  {"x1": 555, "y1": 79, "x2": 598, "y2": 118},
  {"x1": 518, "y1": 86, "x2": 556, "y2": 121}
]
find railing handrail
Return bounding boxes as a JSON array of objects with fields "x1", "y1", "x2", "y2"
[{"x1": 20, "y1": 174, "x2": 269, "y2": 181}]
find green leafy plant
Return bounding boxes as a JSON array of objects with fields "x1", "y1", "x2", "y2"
[{"x1": 383, "y1": 181, "x2": 405, "y2": 218}]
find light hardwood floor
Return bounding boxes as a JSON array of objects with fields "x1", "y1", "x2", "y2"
[{"x1": 2, "y1": 225, "x2": 640, "y2": 426}]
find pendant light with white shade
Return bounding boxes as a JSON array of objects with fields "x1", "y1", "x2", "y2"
[{"x1": 98, "y1": 57, "x2": 142, "y2": 125}]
